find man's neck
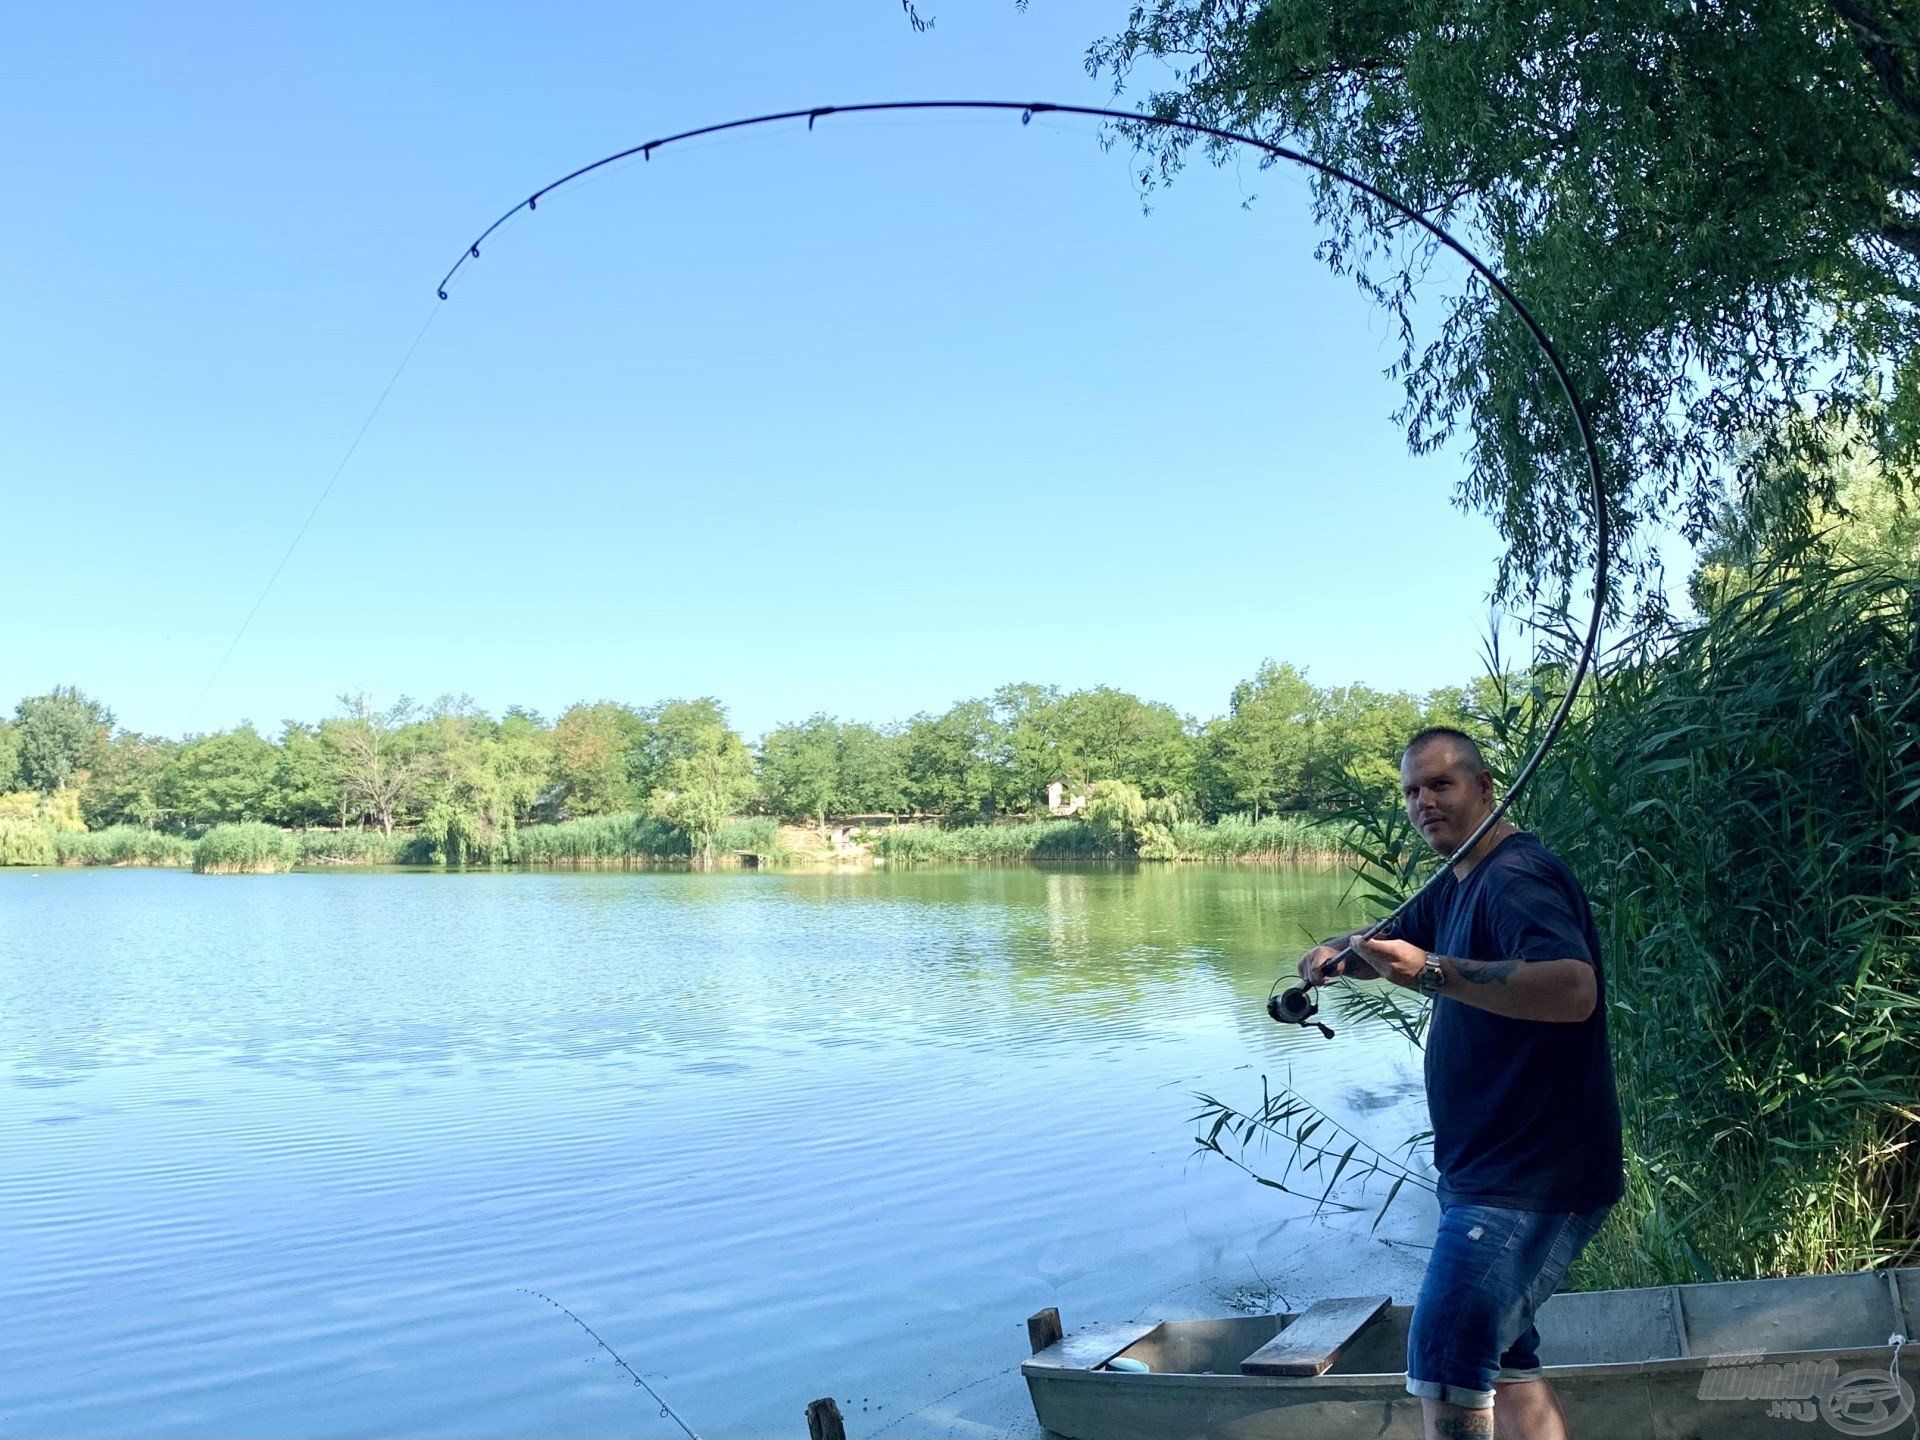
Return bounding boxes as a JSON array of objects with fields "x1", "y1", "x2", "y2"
[{"x1": 1449, "y1": 817, "x2": 1519, "y2": 879}]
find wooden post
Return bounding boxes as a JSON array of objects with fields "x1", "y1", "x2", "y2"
[
  {"x1": 1027, "y1": 1306, "x2": 1063, "y2": 1355},
  {"x1": 805, "y1": 1397, "x2": 846, "y2": 1440}
]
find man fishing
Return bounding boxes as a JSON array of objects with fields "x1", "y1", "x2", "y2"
[{"x1": 1297, "y1": 727, "x2": 1624, "y2": 1440}]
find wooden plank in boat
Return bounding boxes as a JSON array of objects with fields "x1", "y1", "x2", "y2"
[
  {"x1": 1025, "y1": 1321, "x2": 1162, "y2": 1373},
  {"x1": 1241, "y1": 1295, "x2": 1390, "y2": 1377}
]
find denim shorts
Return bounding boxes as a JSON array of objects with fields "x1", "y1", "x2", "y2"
[{"x1": 1405, "y1": 1201, "x2": 1611, "y2": 1408}]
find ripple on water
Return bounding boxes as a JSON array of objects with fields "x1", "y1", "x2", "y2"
[{"x1": 0, "y1": 865, "x2": 1424, "y2": 1438}]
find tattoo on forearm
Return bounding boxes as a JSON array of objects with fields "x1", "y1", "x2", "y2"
[
  {"x1": 1453, "y1": 958, "x2": 1521, "y2": 986},
  {"x1": 1432, "y1": 1409, "x2": 1495, "y2": 1439}
]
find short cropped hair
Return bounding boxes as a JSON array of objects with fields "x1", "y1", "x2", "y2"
[{"x1": 1402, "y1": 726, "x2": 1491, "y2": 776}]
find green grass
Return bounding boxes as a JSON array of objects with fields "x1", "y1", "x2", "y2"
[
  {"x1": 874, "y1": 814, "x2": 1348, "y2": 864},
  {"x1": 193, "y1": 822, "x2": 292, "y2": 874},
  {"x1": 0, "y1": 818, "x2": 59, "y2": 866},
  {"x1": 1, "y1": 815, "x2": 790, "y2": 872},
  {"x1": 289, "y1": 829, "x2": 419, "y2": 866},
  {"x1": 55, "y1": 826, "x2": 194, "y2": 867},
  {"x1": 0, "y1": 820, "x2": 194, "y2": 867},
  {"x1": 718, "y1": 815, "x2": 788, "y2": 857},
  {"x1": 1534, "y1": 557, "x2": 1920, "y2": 1287},
  {"x1": 874, "y1": 819, "x2": 1113, "y2": 862},
  {"x1": 509, "y1": 812, "x2": 791, "y2": 866},
  {"x1": 512, "y1": 813, "x2": 687, "y2": 863},
  {"x1": 1166, "y1": 813, "x2": 1348, "y2": 862},
  {"x1": 1229, "y1": 554, "x2": 1920, "y2": 1290}
]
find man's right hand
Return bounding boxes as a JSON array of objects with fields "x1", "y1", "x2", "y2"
[
  {"x1": 1298, "y1": 935, "x2": 1383, "y2": 986},
  {"x1": 1299, "y1": 940, "x2": 1347, "y2": 986}
]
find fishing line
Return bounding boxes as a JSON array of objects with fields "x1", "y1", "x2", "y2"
[
  {"x1": 521, "y1": 1288, "x2": 703, "y2": 1440},
  {"x1": 183, "y1": 301, "x2": 442, "y2": 732},
  {"x1": 430, "y1": 99, "x2": 1611, "y2": 1031}
]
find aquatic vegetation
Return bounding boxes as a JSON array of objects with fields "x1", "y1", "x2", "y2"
[
  {"x1": 289, "y1": 829, "x2": 418, "y2": 866},
  {"x1": 0, "y1": 819, "x2": 193, "y2": 866},
  {"x1": 55, "y1": 826, "x2": 194, "y2": 867},
  {"x1": 874, "y1": 820, "x2": 1113, "y2": 863},
  {"x1": 193, "y1": 822, "x2": 292, "y2": 874},
  {"x1": 874, "y1": 813, "x2": 1346, "y2": 864},
  {"x1": 1165, "y1": 813, "x2": 1347, "y2": 863},
  {"x1": 1536, "y1": 558, "x2": 1920, "y2": 1287},
  {"x1": 1199, "y1": 556, "x2": 1920, "y2": 1289},
  {"x1": 0, "y1": 819, "x2": 59, "y2": 866},
  {"x1": 510, "y1": 812, "x2": 789, "y2": 866}
]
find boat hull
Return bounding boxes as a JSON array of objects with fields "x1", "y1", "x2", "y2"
[{"x1": 1023, "y1": 1268, "x2": 1920, "y2": 1440}]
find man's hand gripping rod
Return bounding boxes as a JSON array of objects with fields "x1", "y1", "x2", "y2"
[{"x1": 1266, "y1": 919, "x2": 1396, "y2": 1038}]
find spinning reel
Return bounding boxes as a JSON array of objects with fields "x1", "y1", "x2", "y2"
[{"x1": 1265, "y1": 920, "x2": 1396, "y2": 1040}]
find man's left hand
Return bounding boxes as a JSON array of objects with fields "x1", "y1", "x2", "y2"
[{"x1": 1348, "y1": 933, "x2": 1429, "y2": 988}]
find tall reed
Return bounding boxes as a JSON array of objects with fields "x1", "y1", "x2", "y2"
[
  {"x1": 1527, "y1": 559, "x2": 1920, "y2": 1285},
  {"x1": 874, "y1": 820, "x2": 1113, "y2": 862},
  {"x1": 55, "y1": 826, "x2": 194, "y2": 867},
  {"x1": 0, "y1": 819, "x2": 58, "y2": 866},
  {"x1": 290, "y1": 829, "x2": 416, "y2": 866},
  {"x1": 1192, "y1": 557, "x2": 1920, "y2": 1288},
  {"x1": 193, "y1": 823, "x2": 292, "y2": 874},
  {"x1": 1167, "y1": 812, "x2": 1348, "y2": 862},
  {"x1": 509, "y1": 812, "x2": 790, "y2": 866},
  {"x1": 875, "y1": 814, "x2": 1347, "y2": 864}
]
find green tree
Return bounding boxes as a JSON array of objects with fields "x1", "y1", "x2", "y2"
[
  {"x1": 1089, "y1": 0, "x2": 1920, "y2": 597},
  {"x1": 266, "y1": 722, "x2": 339, "y2": 828},
  {"x1": 1215, "y1": 660, "x2": 1320, "y2": 818},
  {"x1": 988, "y1": 682, "x2": 1064, "y2": 815},
  {"x1": 496, "y1": 709, "x2": 556, "y2": 823},
  {"x1": 160, "y1": 724, "x2": 278, "y2": 827},
  {"x1": 412, "y1": 700, "x2": 549, "y2": 863},
  {"x1": 1047, "y1": 686, "x2": 1196, "y2": 798},
  {"x1": 636, "y1": 698, "x2": 740, "y2": 801},
  {"x1": 1312, "y1": 683, "x2": 1425, "y2": 801},
  {"x1": 83, "y1": 731, "x2": 176, "y2": 829},
  {"x1": 835, "y1": 721, "x2": 908, "y2": 816},
  {"x1": 901, "y1": 700, "x2": 999, "y2": 820},
  {"x1": 1692, "y1": 421, "x2": 1919, "y2": 607},
  {"x1": 760, "y1": 714, "x2": 842, "y2": 832},
  {"x1": 550, "y1": 701, "x2": 645, "y2": 817},
  {"x1": 323, "y1": 693, "x2": 425, "y2": 836},
  {"x1": 648, "y1": 702, "x2": 757, "y2": 867},
  {"x1": 13, "y1": 687, "x2": 113, "y2": 793},
  {"x1": 0, "y1": 719, "x2": 19, "y2": 793}
]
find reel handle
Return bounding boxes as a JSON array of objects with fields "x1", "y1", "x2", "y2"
[{"x1": 1266, "y1": 921, "x2": 1397, "y2": 1038}]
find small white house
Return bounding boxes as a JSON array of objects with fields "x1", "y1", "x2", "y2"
[{"x1": 1045, "y1": 780, "x2": 1088, "y2": 818}]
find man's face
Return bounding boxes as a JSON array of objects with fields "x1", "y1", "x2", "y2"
[{"x1": 1401, "y1": 740, "x2": 1494, "y2": 855}]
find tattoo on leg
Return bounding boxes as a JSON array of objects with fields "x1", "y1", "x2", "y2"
[
  {"x1": 1454, "y1": 958, "x2": 1520, "y2": 986},
  {"x1": 1433, "y1": 1408, "x2": 1495, "y2": 1439}
]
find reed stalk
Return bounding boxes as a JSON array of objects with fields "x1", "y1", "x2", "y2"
[{"x1": 193, "y1": 822, "x2": 292, "y2": 874}]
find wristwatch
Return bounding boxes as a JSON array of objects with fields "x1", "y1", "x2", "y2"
[{"x1": 1416, "y1": 956, "x2": 1449, "y2": 996}]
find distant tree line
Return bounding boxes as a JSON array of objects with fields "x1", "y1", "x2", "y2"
[{"x1": 0, "y1": 666, "x2": 1487, "y2": 851}]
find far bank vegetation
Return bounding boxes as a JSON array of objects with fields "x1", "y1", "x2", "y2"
[{"x1": 0, "y1": 666, "x2": 1464, "y2": 873}]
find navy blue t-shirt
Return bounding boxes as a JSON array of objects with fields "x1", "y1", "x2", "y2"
[{"x1": 1394, "y1": 831, "x2": 1624, "y2": 1212}]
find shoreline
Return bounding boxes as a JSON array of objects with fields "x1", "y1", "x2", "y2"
[{"x1": 1, "y1": 816, "x2": 1355, "y2": 874}]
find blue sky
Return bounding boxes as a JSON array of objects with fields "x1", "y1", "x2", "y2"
[{"x1": 1, "y1": 2, "x2": 1644, "y2": 741}]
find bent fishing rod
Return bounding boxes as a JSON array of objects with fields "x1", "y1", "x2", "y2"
[{"x1": 433, "y1": 100, "x2": 1612, "y2": 1037}]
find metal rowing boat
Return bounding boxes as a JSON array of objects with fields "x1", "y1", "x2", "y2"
[{"x1": 1022, "y1": 1265, "x2": 1918, "y2": 1439}]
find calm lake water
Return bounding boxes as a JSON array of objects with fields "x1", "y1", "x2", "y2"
[{"x1": 0, "y1": 865, "x2": 1432, "y2": 1439}]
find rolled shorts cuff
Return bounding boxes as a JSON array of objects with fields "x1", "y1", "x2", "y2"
[
  {"x1": 1405, "y1": 1376, "x2": 1496, "y2": 1409},
  {"x1": 1495, "y1": 1365, "x2": 1546, "y2": 1383}
]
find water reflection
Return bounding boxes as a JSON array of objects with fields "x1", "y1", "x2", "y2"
[{"x1": 0, "y1": 865, "x2": 1423, "y2": 1439}]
